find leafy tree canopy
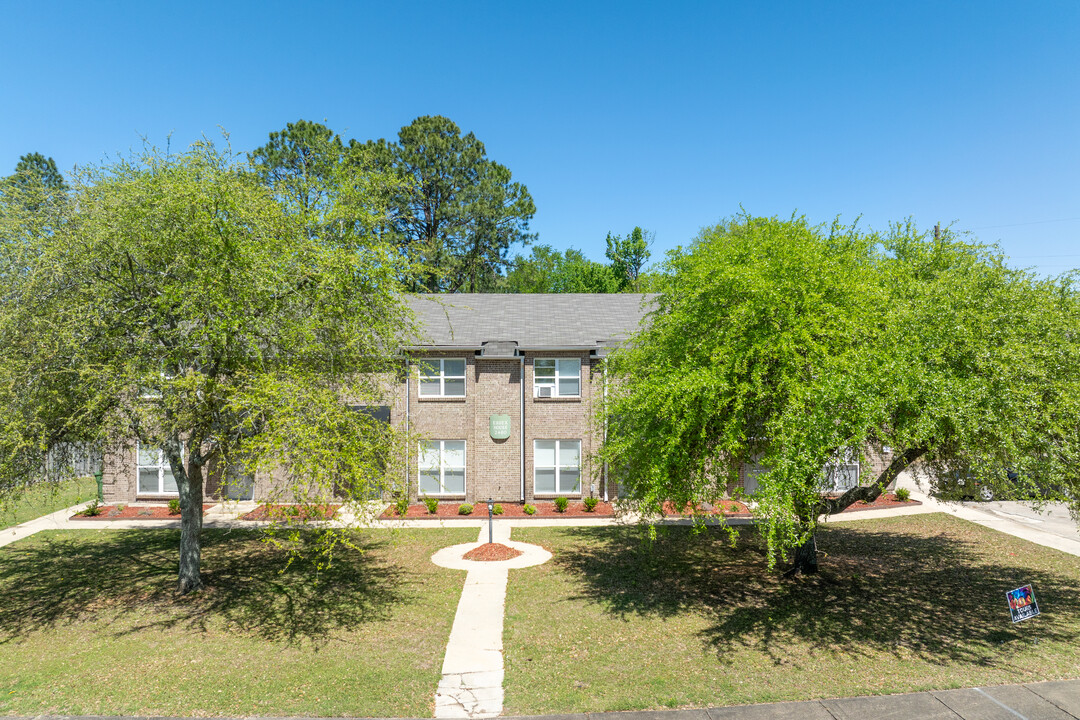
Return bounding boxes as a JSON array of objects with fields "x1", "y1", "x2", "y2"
[
  {"x1": 504, "y1": 244, "x2": 622, "y2": 293},
  {"x1": 249, "y1": 119, "x2": 344, "y2": 216},
  {"x1": 601, "y1": 214, "x2": 1080, "y2": 573},
  {"x1": 357, "y1": 115, "x2": 536, "y2": 292},
  {"x1": 0, "y1": 139, "x2": 415, "y2": 593},
  {"x1": 605, "y1": 226, "x2": 652, "y2": 291}
]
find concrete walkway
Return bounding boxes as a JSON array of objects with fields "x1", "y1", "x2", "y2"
[
  {"x1": 11, "y1": 679, "x2": 1079, "y2": 719},
  {"x1": 887, "y1": 473, "x2": 1080, "y2": 557},
  {"x1": 0, "y1": 500, "x2": 91, "y2": 549},
  {"x1": 430, "y1": 523, "x2": 552, "y2": 718}
]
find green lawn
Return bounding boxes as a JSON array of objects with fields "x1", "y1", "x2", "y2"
[
  {"x1": 504, "y1": 514, "x2": 1080, "y2": 714},
  {"x1": 0, "y1": 476, "x2": 97, "y2": 531},
  {"x1": 0, "y1": 527, "x2": 473, "y2": 717}
]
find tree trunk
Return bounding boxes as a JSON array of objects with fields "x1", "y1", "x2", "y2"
[
  {"x1": 785, "y1": 533, "x2": 819, "y2": 577},
  {"x1": 176, "y1": 457, "x2": 204, "y2": 595}
]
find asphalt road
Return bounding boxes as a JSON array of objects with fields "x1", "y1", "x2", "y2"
[{"x1": 958, "y1": 500, "x2": 1080, "y2": 542}]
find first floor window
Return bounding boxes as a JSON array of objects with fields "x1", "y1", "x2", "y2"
[
  {"x1": 534, "y1": 439, "x2": 581, "y2": 494},
  {"x1": 137, "y1": 443, "x2": 178, "y2": 495},
  {"x1": 823, "y1": 461, "x2": 860, "y2": 491},
  {"x1": 419, "y1": 440, "x2": 466, "y2": 495}
]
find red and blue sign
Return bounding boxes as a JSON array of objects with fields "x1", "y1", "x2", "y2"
[{"x1": 1007, "y1": 584, "x2": 1040, "y2": 623}]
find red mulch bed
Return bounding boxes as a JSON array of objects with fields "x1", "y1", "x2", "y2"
[
  {"x1": 835, "y1": 493, "x2": 921, "y2": 513},
  {"x1": 382, "y1": 500, "x2": 616, "y2": 519},
  {"x1": 462, "y1": 543, "x2": 523, "y2": 561},
  {"x1": 239, "y1": 504, "x2": 340, "y2": 521},
  {"x1": 71, "y1": 504, "x2": 213, "y2": 520},
  {"x1": 661, "y1": 500, "x2": 753, "y2": 517}
]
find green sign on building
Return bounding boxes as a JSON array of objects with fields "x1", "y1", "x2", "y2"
[{"x1": 489, "y1": 414, "x2": 511, "y2": 440}]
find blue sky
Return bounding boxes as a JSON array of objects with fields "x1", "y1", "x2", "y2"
[{"x1": 2, "y1": 1, "x2": 1078, "y2": 276}]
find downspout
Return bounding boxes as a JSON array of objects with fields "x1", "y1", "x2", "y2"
[
  {"x1": 602, "y1": 358, "x2": 609, "y2": 502},
  {"x1": 405, "y1": 367, "x2": 410, "y2": 499},
  {"x1": 519, "y1": 353, "x2": 525, "y2": 502}
]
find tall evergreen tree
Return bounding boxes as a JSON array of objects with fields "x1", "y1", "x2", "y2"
[{"x1": 357, "y1": 116, "x2": 535, "y2": 292}]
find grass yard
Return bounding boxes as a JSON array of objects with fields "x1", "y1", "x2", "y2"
[
  {"x1": 0, "y1": 527, "x2": 473, "y2": 716},
  {"x1": 504, "y1": 513, "x2": 1080, "y2": 714},
  {"x1": 0, "y1": 475, "x2": 98, "y2": 530}
]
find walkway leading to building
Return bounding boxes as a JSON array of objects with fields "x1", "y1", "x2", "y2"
[{"x1": 430, "y1": 523, "x2": 551, "y2": 719}]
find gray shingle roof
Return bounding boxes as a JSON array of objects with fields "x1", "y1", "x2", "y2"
[{"x1": 405, "y1": 294, "x2": 654, "y2": 351}]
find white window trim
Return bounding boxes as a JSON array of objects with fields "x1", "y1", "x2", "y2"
[
  {"x1": 533, "y1": 358, "x2": 582, "y2": 398},
  {"x1": 418, "y1": 440, "x2": 467, "y2": 496},
  {"x1": 136, "y1": 441, "x2": 180, "y2": 496},
  {"x1": 417, "y1": 358, "x2": 467, "y2": 398},
  {"x1": 533, "y1": 439, "x2": 582, "y2": 495}
]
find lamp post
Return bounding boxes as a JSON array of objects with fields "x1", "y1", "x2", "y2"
[{"x1": 486, "y1": 498, "x2": 494, "y2": 545}]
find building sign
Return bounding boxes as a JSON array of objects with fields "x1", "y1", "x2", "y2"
[
  {"x1": 489, "y1": 414, "x2": 511, "y2": 440},
  {"x1": 1007, "y1": 584, "x2": 1040, "y2": 623}
]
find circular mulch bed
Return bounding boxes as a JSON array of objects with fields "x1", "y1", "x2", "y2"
[
  {"x1": 462, "y1": 543, "x2": 524, "y2": 561},
  {"x1": 382, "y1": 500, "x2": 616, "y2": 519},
  {"x1": 71, "y1": 504, "x2": 213, "y2": 520}
]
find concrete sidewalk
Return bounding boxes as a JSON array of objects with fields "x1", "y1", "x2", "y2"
[{"x1": 13, "y1": 679, "x2": 1080, "y2": 719}]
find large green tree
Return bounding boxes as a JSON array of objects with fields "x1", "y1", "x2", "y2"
[
  {"x1": 0, "y1": 140, "x2": 414, "y2": 594},
  {"x1": 249, "y1": 119, "x2": 344, "y2": 216},
  {"x1": 605, "y1": 226, "x2": 652, "y2": 291},
  {"x1": 600, "y1": 214, "x2": 1080, "y2": 574},
  {"x1": 504, "y1": 244, "x2": 622, "y2": 293},
  {"x1": 357, "y1": 115, "x2": 535, "y2": 292}
]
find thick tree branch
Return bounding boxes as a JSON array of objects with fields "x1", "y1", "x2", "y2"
[{"x1": 813, "y1": 446, "x2": 927, "y2": 516}]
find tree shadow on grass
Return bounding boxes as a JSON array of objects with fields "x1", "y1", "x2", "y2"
[
  {"x1": 551, "y1": 519, "x2": 1080, "y2": 667},
  {"x1": 0, "y1": 528, "x2": 415, "y2": 646}
]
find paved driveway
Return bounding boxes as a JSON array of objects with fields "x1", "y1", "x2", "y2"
[{"x1": 958, "y1": 500, "x2": 1080, "y2": 543}]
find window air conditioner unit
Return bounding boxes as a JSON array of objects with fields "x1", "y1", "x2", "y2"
[{"x1": 537, "y1": 386, "x2": 553, "y2": 398}]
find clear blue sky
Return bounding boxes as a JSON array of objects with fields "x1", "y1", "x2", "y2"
[{"x1": 3, "y1": 1, "x2": 1078, "y2": 276}]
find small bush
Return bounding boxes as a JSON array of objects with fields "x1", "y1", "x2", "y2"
[
  {"x1": 493, "y1": 503, "x2": 504, "y2": 515},
  {"x1": 82, "y1": 499, "x2": 102, "y2": 517},
  {"x1": 895, "y1": 487, "x2": 911, "y2": 502},
  {"x1": 167, "y1": 498, "x2": 181, "y2": 515},
  {"x1": 458, "y1": 503, "x2": 473, "y2": 515},
  {"x1": 394, "y1": 495, "x2": 410, "y2": 516},
  {"x1": 523, "y1": 503, "x2": 536, "y2": 515},
  {"x1": 582, "y1": 496, "x2": 599, "y2": 512},
  {"x1": 554, "y1": 497, "x2": 569, "y2": 513},
  {"x1": 423, "y1": 496, "x2": 439, "y2": 514}
]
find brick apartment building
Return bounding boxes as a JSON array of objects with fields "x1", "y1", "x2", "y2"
[{"x1": 101, "y1": 293, "x2": 653, "y2": 505}]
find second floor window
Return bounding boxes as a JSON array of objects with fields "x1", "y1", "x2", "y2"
[
  {"x1": 418, "y1": 358, "x2": 466, "y2": 397},
  {"x1": 534, "y1": 358, "x2": 580, "y2": 397}
]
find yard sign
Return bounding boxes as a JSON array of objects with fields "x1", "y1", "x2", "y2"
[{"x1": 1006, "y1": 584, "x2": 1040, "y2": 623}]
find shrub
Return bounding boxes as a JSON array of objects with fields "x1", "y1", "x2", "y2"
[
  {"x1": 895, "y1": 487, "x2": 911, "y2": 502},
  {"x1": 554, "y1": 497, "x2": 569, "y2": 513},
  {"x1": 493, "y1": 503, "x2": 504, "y2": 515},
  {"x1": 423, "y1": 496, "x2": 439, "y2": 514},
  {"x1": 523, "y1": 503, "x2": 536, "y2": 515},
  {"x1": 82, "y1": 499, "x2": 102, "y2": 517},
  {"x1": 582, "y1": 496, "x2": 599, "y2": 512},
  {"x1": 394, "y1": 495, "x2": 410, "y2": 516},
  {"x1": 458, "y1": 503, "x2": 473, "y2": 515},
  {"x1": 167, "y1": 498, "x2": 181, "y2": 515}
]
